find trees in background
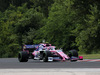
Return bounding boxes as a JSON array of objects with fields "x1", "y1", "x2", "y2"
[
  {"x1": 0, "y1": 0, "x2": 100, "y2": 57},
  {"x1": 41, "y1": 0, "x2": 76, "y2": 50},
  {"x1": 75, "y1": 4, "x2": 100, "y2": 53}
]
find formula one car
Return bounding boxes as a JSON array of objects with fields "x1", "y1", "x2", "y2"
[{"x1": 18, "y1": 43, "x2": 83, "y2": 62}]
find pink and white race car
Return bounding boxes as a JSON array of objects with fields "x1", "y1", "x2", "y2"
[{"x1": 18, "y1": 43, "x2": 83, "y2": 62}]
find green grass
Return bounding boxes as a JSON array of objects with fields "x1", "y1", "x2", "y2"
[{"x1": 79, "y1": 54, "x2": 100, "y2": 59}]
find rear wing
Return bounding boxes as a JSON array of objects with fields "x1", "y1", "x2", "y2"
[{"x1": 23, "y1": 45, "x2": 39, "y2": 52}]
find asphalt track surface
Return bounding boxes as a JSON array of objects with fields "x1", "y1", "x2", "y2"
[{"x1": 0, "y1": 58, "x2": 100, "y2": 69}]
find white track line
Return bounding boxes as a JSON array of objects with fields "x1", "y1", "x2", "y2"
[
  {"x1": 78, "y1": 59, "x2": 100, "y2": 62},
  {"x1": 0, "y1": 68, "x2": 100, "y2": 72},
  {"x1": 0, "y1": 68, "x2": 100, "y2": 75}
]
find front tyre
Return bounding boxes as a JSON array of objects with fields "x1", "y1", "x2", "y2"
[
  {"x1": 18, "y1": 51, "x2": 29, "y2": 62},
  {"x1": 68, "y1": 49, "x2": 78, "y2": 57},
  {"x1": 43, "y1": 51, "x2": 52, "y2": 62},
  {"x1": 68, "y1": 49, "x2": 78, "y2": 61}
]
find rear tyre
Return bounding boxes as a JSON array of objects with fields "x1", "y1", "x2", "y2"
[
  {"x1": 43, "y1": 51, "x2": 52, "y2": 62},
  {"x1": 18, "y1": 51, "x2": 29, "y2": 62}
]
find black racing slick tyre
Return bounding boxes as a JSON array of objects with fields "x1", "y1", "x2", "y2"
[
  {"x1": 43, "y1": 51, "x2": 52, "y2": 62},
  {"x1": 18, "y1": 51, "x2": 29, "y2": 62},
  {"x1": 68, "y1": 50, "x2": 78, "y2": 58}
]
